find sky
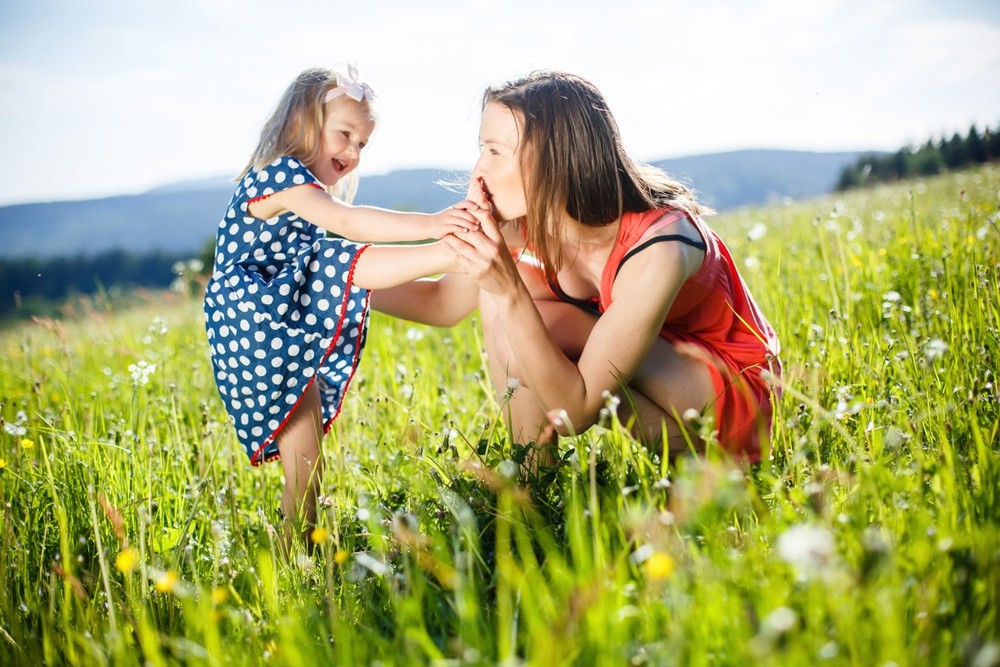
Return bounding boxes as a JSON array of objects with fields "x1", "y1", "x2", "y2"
[{"x1": 0, "y1": 0, "x2": 997, "y2": 206}]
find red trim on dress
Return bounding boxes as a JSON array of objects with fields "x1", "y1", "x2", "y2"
[{"x1": 249, "y1": 242, "x2": 373, "y2": 466}]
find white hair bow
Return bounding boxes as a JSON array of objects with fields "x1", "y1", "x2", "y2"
[{"x1": 324, "y1": 63, "x2": 376, "y2": 104}]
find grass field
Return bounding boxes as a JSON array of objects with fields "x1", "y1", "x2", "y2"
[{"x1": 1, "y1": 165, "x2": 998, "y2": 666}]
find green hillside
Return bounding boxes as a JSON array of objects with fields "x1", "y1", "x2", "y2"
[
  {"x1": 0, "y1": 150, "x2": 867, "y2": 260},
  {"x1": 1, "y1": 165, "x2": 997, "y2": 665}
]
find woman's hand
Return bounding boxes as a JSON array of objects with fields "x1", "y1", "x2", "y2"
[{"x1": 442, "y1": 198, "x2": 523, "y2": 299}]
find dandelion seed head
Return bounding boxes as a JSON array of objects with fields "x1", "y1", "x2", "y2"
[
  {"x1": 747, "y1": 222, "x2": 768, "y2": 241},
  {"x1": 776, "y1": 524, "x2": 836, "y2": 576},
  {"x1": 762, "y1": 606, "x2": 798, "y2": 635}
]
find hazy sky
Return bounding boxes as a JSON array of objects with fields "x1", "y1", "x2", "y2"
[{"x1": 0, "y1": 0, "x2": 997, "y2": 205}]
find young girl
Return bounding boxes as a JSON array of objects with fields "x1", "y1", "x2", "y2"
[{"x1": 203, "y1": 65, "x2": 474, "y2": 544}]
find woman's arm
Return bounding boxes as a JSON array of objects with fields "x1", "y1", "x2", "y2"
[
  {"x1": 370, "y1": 273, "x2": 480, "y2": 327},
  {"x1": 248, "y1": 185, "x2": 478, "y2": 242},
  {"x1": 446, "y1": 209, "x2": 699, "y2": 432}
]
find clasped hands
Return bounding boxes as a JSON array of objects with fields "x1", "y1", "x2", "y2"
[{"x1": 442, "y1": 178, "x2": 520, "y2": 296}]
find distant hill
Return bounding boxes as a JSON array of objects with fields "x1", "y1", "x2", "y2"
[{"x1": 0, "y1": 150, "x2": 870, "y2": 259}]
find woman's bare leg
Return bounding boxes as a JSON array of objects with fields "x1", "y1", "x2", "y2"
[
  {"x1": 479, "y1": 262, "x2": 716, "y2": 466},
  {"x1": 276, "y1": 382, "x2": 324, "y2": 551}
]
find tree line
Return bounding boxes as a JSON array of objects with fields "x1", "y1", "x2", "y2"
[
  {"x1": 0, "y1": 249, "x2": 195, "y2": 320},
  {"x1": 836, "y1": 123, "x2": 1000, "y2": 191}
]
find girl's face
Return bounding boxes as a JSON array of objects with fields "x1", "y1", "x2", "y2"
[
  {"x1": 472, "y1": 102, "x2": 527, "y2": 221},
  {"x1": 308, "y1": 97, "x2": 376, "y2": 186}
]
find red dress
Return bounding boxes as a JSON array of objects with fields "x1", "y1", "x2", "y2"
[{"x1": 545, "y1": 208, "x2": 781, "y2": 461}]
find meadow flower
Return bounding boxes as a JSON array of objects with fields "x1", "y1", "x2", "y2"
[
  {"x1": 310, "y1": 526, "x2": 330, "y2": 544},
  {"x1": 4, "y1": 410, "x2": 27, "y2": 436},
  {"x1": 115, "y1": 547, "x2": 138, "y2": 574},
  {"x1": 128, "y1": 360, "x2": 157, "y2": 387},
  {"x1": 20, "y1": 438, "x2": 34, "y2": 449},
  {"x1": 924, "y1": 338, "x2": 948, "y2": 362},
  {"x1": 762, "y1": 606, "x2": 798, "y2": 637},
  {"x1": 747, "y1": 222, "x2": 768, "y2": 241},
  {"x1": 154, "y1": 570, "x2": 180, "y2": 593},
  {"x1": 0, "y1": 458, "x2": 6, "y2": 469},
  {"x1": 643, "y1": 552, "x2": 675, "y2": 581},
  {"x1": 776, "y1": 524, "x2": 836, "y2": 576},
  {"x1": 211, "y1": 586, "x2": 228, "y2": 605},
  {"x1": 333, "y1": 550, "x2": 350, "y2": 565}
]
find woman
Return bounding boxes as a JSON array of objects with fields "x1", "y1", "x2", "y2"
[{"x1": 374, "y1": 70, "x2": 781, "y2": 464}]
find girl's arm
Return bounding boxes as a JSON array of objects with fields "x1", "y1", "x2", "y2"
[
  {"x1": 370, "y1": 273, "x2": 480, "y2": 327},
  {"x1": 445, "y1": 208, "x2": 700, "y2": 432},
  {"x1": 351, "y1": 241, "x2": 470, "y2": 292},
  {"x1": 248, "y1": 185, "x2": 478, "y2": 243}
]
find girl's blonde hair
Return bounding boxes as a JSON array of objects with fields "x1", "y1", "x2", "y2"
[
  {"x1": 484, "y1": 70, "x2": 712, "y2": 275},
  {"x1": 240, "y1": 66, "x2": 374, "y2": 201}
]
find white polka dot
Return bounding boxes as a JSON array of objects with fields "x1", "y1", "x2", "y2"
[{"x1": 275, "y1": 171, "x2": 286, "y2": 184}]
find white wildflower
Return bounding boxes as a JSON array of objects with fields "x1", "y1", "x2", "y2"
[
  {"x1": 128, "y1": 361, "x2": 157, "y2": 386},
  {"x1": 747, "y1": 222, "x2": 768, "y2": 241},
  {"x1": 762, "y1": 606, "x2": 798, "y2": 636},
  {"x1": 924, "y1": 338, "x2": 948, "y2": 362},
  {"x1": 776, "y1": 524, "x2": 836, "y2": 576}
]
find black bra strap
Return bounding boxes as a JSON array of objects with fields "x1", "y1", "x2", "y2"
[{"x1": 615, "y1": 235, "x2": 707, "y2": 279}]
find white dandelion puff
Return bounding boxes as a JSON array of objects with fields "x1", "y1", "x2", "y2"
[{"x1": 776, "y1": 524, "x2": 836, "y2": 576}]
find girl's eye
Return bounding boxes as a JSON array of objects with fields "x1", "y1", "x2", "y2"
[{"x1": 341, "y1": 130, "x2": 351, "y2": 139}]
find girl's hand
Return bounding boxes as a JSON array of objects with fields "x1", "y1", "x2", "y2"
[{"x1": 425, "y1": 204, "x2": 480, "y2": 239}]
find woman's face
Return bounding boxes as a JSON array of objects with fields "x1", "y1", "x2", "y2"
[{"x1": 472, "y1": 102, "x2": 527, "y2": 221}]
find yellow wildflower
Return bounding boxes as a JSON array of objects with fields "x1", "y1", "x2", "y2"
[
  {"x1": 115, "y1": 547, "x2": 138, "y2": 574},
  {"x1": 333, "y1": 549, "x2": 349, "y2": 566},
  {"x1": 878, "y1": 248, "x2": 887, "y2": 257},
  {"x1": 0, "y1": 458, "x2": 6, "y2": 470},
  {"x1": 20, "y1": 439, "x2": 34, "y2": 449},
  {"x1": 155, "y1": 570, "x2": 180, "y2": 593},
  {"x1": 211, "y1": 586, "x2": 228, "y2": 606},
  {"x1": 644, "y1": 552, "x2": 675, "y2": 581},
  {"x1": 310, "y1": 527, "x2": 329, "y2": 544}
]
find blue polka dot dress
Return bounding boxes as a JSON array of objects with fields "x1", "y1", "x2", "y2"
[{"x1": 203, "y1": 157, "x2": 371, "y2": 465}]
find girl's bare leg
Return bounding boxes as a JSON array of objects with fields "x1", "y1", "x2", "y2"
[{"x1": 276, "y1": 382, "x2": 324, "y2": 552}]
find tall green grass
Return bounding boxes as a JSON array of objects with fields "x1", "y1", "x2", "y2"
[{"x1": 1, "y1": 165, "x2": 997, "y2": 666}]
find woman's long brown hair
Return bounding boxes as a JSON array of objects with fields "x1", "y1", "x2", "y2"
[{"x1": 484, "y1": 70, "x2": 710, "y2": 274}]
